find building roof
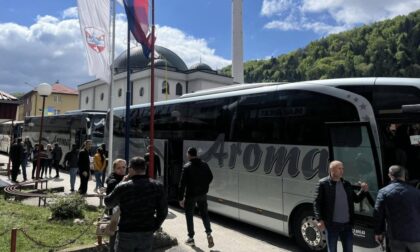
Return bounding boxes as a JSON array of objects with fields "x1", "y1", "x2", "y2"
[
  {"x1": 190, "y1": 62, "x2": 213, "y2": 71},
  {"x1": 51, "y1": 83, "x2": 78, "y2": 95},
  {"x1": 0, "y1": 90, "x2": 18, "y2": 101},
  {"x1": 0, "y1": 90, "x2": 18, "y2": 121},
  {"x1": 114, "y1": 45, "x2": 188, "y2": 72}
]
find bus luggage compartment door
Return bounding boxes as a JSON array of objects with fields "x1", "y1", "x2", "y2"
[{"x1": 326, "y1": 122, "x2": 381, "y2": 249}]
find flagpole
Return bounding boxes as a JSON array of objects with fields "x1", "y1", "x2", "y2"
[
  {"x1": 107, "y1": 0, "x2": 116, "y2": 176},
  {"x1": 125, "y1": 18, "x2": 131, "y2": 164},
  {"x1": 149, "y1": 0, "x2": 155, "y2": 178}
]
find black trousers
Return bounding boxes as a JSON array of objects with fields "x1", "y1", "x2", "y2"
[
  {"x1": 53, "y1": 160, "x2": 60, "y2": 176},
  {"x1": 185, "y1": 194, "x2": 212, "y2": 238},
  {"x1": 11, "y1": 161, "x2": 20, "y2": 181},
  {"x1": 78, "y1": 171, "x2": 89, "y2": 194}
]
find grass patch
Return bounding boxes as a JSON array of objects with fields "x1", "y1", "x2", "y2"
[{"x1": 0, "y1": 197, "x2": 102, "y2": 251}]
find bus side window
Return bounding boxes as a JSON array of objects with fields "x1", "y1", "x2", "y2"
[{"x1": 75, "y1": 130, "x2": 83, "y2": 148}]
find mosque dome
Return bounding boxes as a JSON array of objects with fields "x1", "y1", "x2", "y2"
[
  {"x1": 190, "y1": 62, "x2": 213, "y2": 71},
  {"x1": 114, "y1": 45, "x2": 188, "y2": 72},
  {"x1": 148, "y1": 58, "x2": 174, "y2": 68}
]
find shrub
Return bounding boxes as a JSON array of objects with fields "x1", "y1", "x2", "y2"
[{"x1": 48, "y1": 194, "x2": 87, "y2": 220}]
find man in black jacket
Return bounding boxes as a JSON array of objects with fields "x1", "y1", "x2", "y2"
[
  {"x1": 52, "y1": 143, "x2": 62, "y2": 178},
  {"x1": 178, "y1": 147, "x2": 214, "y2": 248},
  {"x1": 313, "y1": 160, "x2": 368, "y2": 252},
  {"x1": 9, "y1": 138, "x2": 24, "y2": 182},
  {"x1": 374, "y1": 165, "x2": 420, "y2": 251},
  {"x1": 144, "y1": 145, "x2": 161, "y2": 178},
  {"x1": 77, "y1": 140, "x2": 91, "y2": 195},
  {"x1": 105, "y1": 156, "x2": 168, "y2": 252},
  {"x1": 63, "y1": 144, "x2": 79, "y2": 192}
]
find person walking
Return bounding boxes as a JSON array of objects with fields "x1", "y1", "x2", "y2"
[
  {"x1": 313, "y1": 160, "x2": 369, "y2": 252},
  {"x1": 144, "y1": 145, "x2": 161, "y2": 178},
  {"x1": 178, "y1": 147, "x2": 214, "y2": 248},
  {"x1": 63, "y1": 144, "x2": 79, "y2": 192},
  {"x1": 374, "y1": 165, "x2": 420, "y2": 252},
  {"x1": 77, "y1": 140, "x2": 92, "y2": 195},
  {"x1": 93, "y1": 148, "x2": 106, "y2": 192},
  {"x1": 105, "y1": 158, "x2": 127, "y2": 252},
  {"x1": 52, "y1": 143, "x2": 63, "y2": 178},
  {"x1": 9, "y1": 138, "x2": 24, "y2": 183},
  {"x1": 105, "y1": 156, "x2": 168, "y2": 252}
]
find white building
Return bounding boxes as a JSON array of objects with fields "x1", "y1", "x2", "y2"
[{"x1": 78, "y1": 46, "x2": 233, "y2": 110}]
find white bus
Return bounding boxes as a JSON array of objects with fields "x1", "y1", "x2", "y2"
[
  {"x1": 109, "y1": 77, "x2": 420, "y2": 251},
  {"x1": 23, "y1": 110, "x2": 107, "y2": 164},
  {"x1": 0, "y1": 120, "x2": 23, "y2": 153}
]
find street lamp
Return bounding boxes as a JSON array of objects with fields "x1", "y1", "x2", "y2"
[{"x1": 35, "y1": 83, "x2": 52, "y2": 182}]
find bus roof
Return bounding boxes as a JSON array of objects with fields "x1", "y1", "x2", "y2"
[
  {"x1": 180, "y1": 82, "x2": 287, "y2": 98},
  {"x1": 1, "y1": 120, "x2": 24, "y2": 125},
  {"x1": 112, "y1": 77, "x2": 420, "y2": 112},
  {"x1": 64, "y1": 109, "x2": 107, "y2": 115}
]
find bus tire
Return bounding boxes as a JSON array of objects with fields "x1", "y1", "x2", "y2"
[{"x1": 293, "y1": 209, "x2": 327, "y2": 251}]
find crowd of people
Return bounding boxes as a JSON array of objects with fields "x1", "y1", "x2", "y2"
[
  {"x1": 8, "y1": 140, "x2": 215, "y2": 252},
  {"x1": 7, "y1": 137, "x2": 420, "y2": 252},
  {"x1": 9, "y1": 137, "x2": 63, "y2": 182}
]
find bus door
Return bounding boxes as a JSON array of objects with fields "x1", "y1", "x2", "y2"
[
  {"x1": 74, "y1": 129, "x2": 86, "y2": 149},
  {"x1": 376, "y1": 104, "x2": 420, "y2": 186},
  {"x1": 326, "y1": 122, "x2": 381, "y2": 249},
  {"x1": 166, "y1": 139, "x2": 184, "y2": 201}
]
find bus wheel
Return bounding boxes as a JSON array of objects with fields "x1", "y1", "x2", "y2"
[{"x1": 293, "y1": 209, "x2": 327, "y2": 251}]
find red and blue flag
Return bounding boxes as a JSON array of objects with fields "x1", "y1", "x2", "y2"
[{"x1": 123, "y1": 0, "x2": 153, "y2": 58}]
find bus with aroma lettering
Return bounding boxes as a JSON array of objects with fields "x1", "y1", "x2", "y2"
[{"x1": 109, "y1": 77, "x2": 420, "y2": 251}]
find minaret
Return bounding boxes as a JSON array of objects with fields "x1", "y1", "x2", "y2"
[{"x1": 232, "y1": 0, "x2": 244, "y2": 83}]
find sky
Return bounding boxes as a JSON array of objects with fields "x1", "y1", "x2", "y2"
[{"x1": 1, "y1": 0, "x2": 420, "y2": 94}]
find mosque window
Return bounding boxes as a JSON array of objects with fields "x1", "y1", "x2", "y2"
[
  {"x1": 100, "y1": 93, "x2": 104, "y2": 101},
  {"x1": 118, "y1": 88, "x2": 122, "y2": 97},
  {"x1": 140, "y1": 87, "x2": 144, "y2": 97},
  {"x1": 176, "y1": 83, "x2": 183, "y2": 96},
  {"x1": 85, "y1": 96, "x2": 89, "y2": 104},
  {"x1": 162, "y1": 81, "x2": 169, "y2": 94}
]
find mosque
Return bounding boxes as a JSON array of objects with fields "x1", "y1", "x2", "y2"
[
  {"x1": 78, "y1": 0, "x2": 243, "y2": 111},
  {"x1": 78, "y1": 46, "x2": 233, "y2": 110}
]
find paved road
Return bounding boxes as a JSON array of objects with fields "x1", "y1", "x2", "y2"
[{"x1": 0, "y1": 153, "x2": 301, "y2": 251}]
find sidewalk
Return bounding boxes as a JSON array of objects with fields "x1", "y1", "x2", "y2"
[{"x1": 0, "y1": 153, "x2": 293, "y2": 252}]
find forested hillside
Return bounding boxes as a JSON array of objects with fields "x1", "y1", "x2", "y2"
[{"x1": 222, "y1": 10, "x2": 420, "y2": 83}]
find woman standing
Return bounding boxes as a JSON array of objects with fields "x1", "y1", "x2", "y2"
[
  {"x1": 93, "y1": 148, "x2": 106, "y2": 192},
  {"x1": 105, "y1": 159, "x2": 126, "y2": 252}
]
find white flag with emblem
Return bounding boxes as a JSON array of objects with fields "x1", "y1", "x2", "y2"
[{"x1": 77, "y1": 0, "x2": 110, "y2": 84}]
